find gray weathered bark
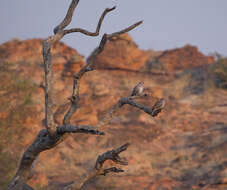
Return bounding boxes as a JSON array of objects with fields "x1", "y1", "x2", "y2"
[{"x1": 6, "y1": 1, "x2": 165, "y2": 190}]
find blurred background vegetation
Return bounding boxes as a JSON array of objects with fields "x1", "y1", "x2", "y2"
[
  {"x1": 211, "y1": 54, "x2": 227, "y2": 89},
  {"x1": 0, "y1": 61, "x2": 37, "y2": 189}
]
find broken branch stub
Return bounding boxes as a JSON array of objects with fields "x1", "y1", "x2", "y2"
[{"x1": 95, "y1": 143, "x2": 130, "y2": 170}]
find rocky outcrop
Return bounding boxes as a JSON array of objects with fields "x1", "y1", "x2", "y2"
[
  {"x1": 92, "y1": 34, "x2": 148, "y2": 71},
  {"x1": 146, "y1": 45, "x2": 215, "y2": 75},
  {"x1": 0, "y1": 38, "x2": 84, "y2": 73},
  {"x1": 0, "y1": 38, "x2": 226, "y2": 190}
]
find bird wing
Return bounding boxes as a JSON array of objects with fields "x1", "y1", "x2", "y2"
[{"x1": 131, "y1": 86, "x2": 139, "y2": 96}]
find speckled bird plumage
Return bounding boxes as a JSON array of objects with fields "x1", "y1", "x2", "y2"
[
  {"x1": 151, "y1": 98, "x2": 165, "y2": 116},
  {"x1": 131, "y1": 82, "x2": 144, "y2": 96}
]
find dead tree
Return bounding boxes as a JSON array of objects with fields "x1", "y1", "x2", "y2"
[{"x1": 7, "y1": 1, "x2": 165, "y2": 190}]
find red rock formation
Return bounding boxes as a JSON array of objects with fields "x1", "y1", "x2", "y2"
[
  {"x1": 0, "y1": 38, "x2": 84, "y2": 73},
  {"x1": 0, "y1": 38, "x2": 226, "y2": 190},
  {"x1": 149, "y1": 45, "x2": 215, "y2": 74},
  {"x1": 92, "y1": 34, "x2": 148, "y2": 71}
]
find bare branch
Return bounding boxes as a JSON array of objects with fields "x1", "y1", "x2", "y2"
[
  {"x1": 96, "y1": 100, "x2": 123, "y2": 128},
  {"x1": 67, "y1": 20, "x2": 143, "y2": 107},
  {"x1": 62, "y1": 7, "x2": 118, "y2": 125},
  {"x1": 107, "y1": 20, "x2": 143, "y2": 39},
  {"x1": 54, "y1": 102, "x2": 71, "y2": 124},
  {"x1": 42, "y1": 41, "x2": 56, "y2": 135},
  {"x1": 56, "y1": 125, "x2": 105, "y2": 135},
  {"x1": 95, "y1": 143, "x2": 130, "y2": 169},
  {"x1": 62, "y1": 86, "x2": 80, "y2": 125},
  {"x1": 64, "y1": 143, "x2": 129, "y2": 190},
  {"x1": 8, "y1": 0, "x2": 145, "y2": 189},
  {"x1": 100, "y1": 167, "x2": 124, "y2": 176},
  {"x1": 52, "y1": 6, "x2": 117, "y2": 45},
  {"x1": 63, "y1": 7, "x2": 116, "y2": 36},
  {"x1": 63, "y1": 19, "x2": 143, "y2": 126},
  {"x1": 84, "y1": 20, "x2": 143, "y2": 70},
  {"x1": 7, "y1": 124, "x2": 105, "y2": 190},
  {"x1": 94, "y1": 20, "x2": 143, "y2": 58},
  {"x1": 96, "y1": 82, "x2": 165, "y2": 128},
  {"x1": 54, "y1": 0, "x2": 80, "y2": 34},
  {"x1": 44, "y1": 5, "x2": 143, "y2": 132},
  {"x1": 7, "y1": 129, "x2": 60, "y2": 190},
  {"x1": 120, "y1": 97, "x2": 154, "y2": 115}
]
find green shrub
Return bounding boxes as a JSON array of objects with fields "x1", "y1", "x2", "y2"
[{"x1": 212, "y1": 54, "x2": 227, "y2": 89}]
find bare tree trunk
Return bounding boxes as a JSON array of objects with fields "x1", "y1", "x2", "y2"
[{"x1": 6, "y1": 1, "x2": 164, "y2": 190}]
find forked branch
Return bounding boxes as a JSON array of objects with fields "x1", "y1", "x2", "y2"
[
  {"x1": 7, "y1": 0, "x2": 152, "y2": 189},
  {"x1": 64, "y1": 143, "x2": 129, "y2": 190},
  {"x1": 95, "y1": 143, "x2": 129, "y2": 169},
  {"x1": 63, "y1": 6, "x2": 116, "y2": 36},
  {"x1": 62, "y1": 20, "x2": 143, "y2": 125},
  {"x1": 54, "y1": 0, "x2": 80, "y2": 34},
  {"x1": 44, "y1": 3, "x2": 117, "y2": 133},
  {"x1": 97, "y1": 84, "x2": 165, "y2": 128}
]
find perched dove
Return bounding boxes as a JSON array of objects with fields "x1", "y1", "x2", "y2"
[
  {"x1": 131, "y1": 82, "x2": 144, "y2": 96},
  {"x1": 151, "y1": 98, "x2": 165, "y2": 116}
]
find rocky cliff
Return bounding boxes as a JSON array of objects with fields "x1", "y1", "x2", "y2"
[{"x1": 0, "y1": 35, "x2": 226, "y2": 190}]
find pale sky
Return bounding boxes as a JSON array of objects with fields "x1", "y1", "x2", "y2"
[{"x1": 1, "y1": 0, "x2": 227, "y2": 57}]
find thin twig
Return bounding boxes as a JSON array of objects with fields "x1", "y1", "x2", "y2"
[
  {"x1": 62, "y1": 20, "x2": 142, "y2": 125},
  {"x1": 107, "y1": 21, "x2": 143, "y2": 39},
  {"x1": 54, "y1": 0, "x2": 80, "y2": 34},
  {"x1": 63, "y1": 7, "x2": 116, "y2": 36}
]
